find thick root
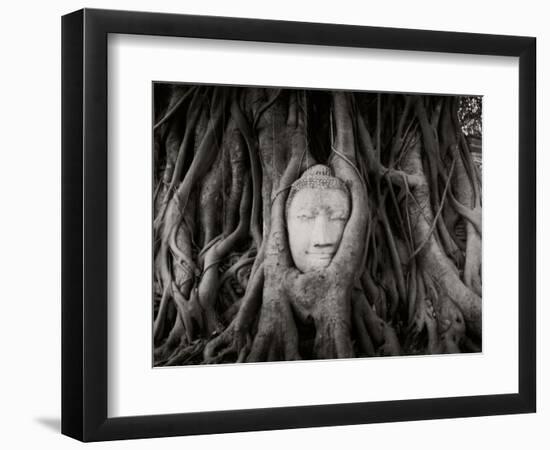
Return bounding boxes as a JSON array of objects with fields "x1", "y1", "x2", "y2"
[
  {"x1": 247, "y1": 293, "x2": 300, "y2": 362},
  {"x1": 203, "y1": 320, "x2": 252, "y2": 364},
  {"x1": 403, "y1": 136, "x2": 481, "y2": 337},
  {"x1": 203, "y1": 264, "x2": 264, "y2": 363}
]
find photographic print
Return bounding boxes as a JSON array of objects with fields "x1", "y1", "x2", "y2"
[{"x1": 152, "y1": 85, "x2": 482, "y2": 366}]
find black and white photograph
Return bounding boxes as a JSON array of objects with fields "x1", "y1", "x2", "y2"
[{"x1": 152, "y1": 85, "x2": 482, "y2": 366}]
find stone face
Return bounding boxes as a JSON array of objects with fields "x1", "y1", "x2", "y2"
[{"x1": 286, "y1": 186, "x2": 350, "y2": 272}]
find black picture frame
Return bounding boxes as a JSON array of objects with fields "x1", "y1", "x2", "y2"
[{"x1": 62, "y1": 8, "x2": 536, "y2": 442}]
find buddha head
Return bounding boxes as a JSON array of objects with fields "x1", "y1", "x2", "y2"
[{"x1": 286, "y1": 164, "x2": 350, "y2": 272}]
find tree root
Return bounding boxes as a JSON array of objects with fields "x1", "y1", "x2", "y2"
[
  {"x1": 203, "y1": 264, "x2": 264, "y2": 363},
  {"x1": 164, "y1": 339, "x2": 206, "y2": 366},
  {"x1": 247, "y1": 291, "x2": 301, "y2": 362},
  {"x1": 352, "y1": 288, "x2": 401, "y2": 356},
  {"x1": 452, "y1": 149, "x2": 482, "y2": 296},
  {"x1": 402, "y1": 135, "x2": 481, "y2": 337}
]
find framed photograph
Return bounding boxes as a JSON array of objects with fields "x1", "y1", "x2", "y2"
[{"x1": 62, "y1": 8, "x2": 536, "y2": 442}]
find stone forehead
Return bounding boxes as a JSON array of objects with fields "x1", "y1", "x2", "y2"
[
  {"x1": 288, "y1": 187, "x2": 350, "y2": 209},
  {"x1": 289, "y1": 164, "x2": 348, "y2": 194},
  {"x1": 286, "y1": 164, "x2": 349, "y2": 211}
]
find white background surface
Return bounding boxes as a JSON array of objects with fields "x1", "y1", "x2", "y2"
[
  {"x1": 108, "y1": 35, "x2": 518, "y2": 417},
  {"x1": 0, "y1": 0, "x2": 547, "y2": 448}
]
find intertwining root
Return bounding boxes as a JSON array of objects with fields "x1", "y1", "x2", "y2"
[{"x1": 153, "y1": 88, "x2": 482, "y2": 364}]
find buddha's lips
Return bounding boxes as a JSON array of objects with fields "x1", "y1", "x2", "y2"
[{"x1": 306, "y1": 252, "x2": 334, "y2": 258}]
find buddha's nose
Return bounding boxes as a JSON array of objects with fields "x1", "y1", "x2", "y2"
[{"x1": 311, "y1": 215, "x2": 331, "y2": 247}]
